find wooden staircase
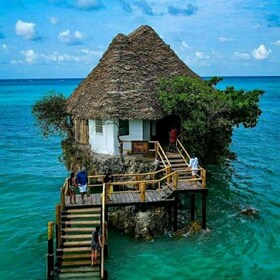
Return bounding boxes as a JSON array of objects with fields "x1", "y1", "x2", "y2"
[
  {"x1": 159, "y1": 152, "x2": 190, "y2": 179},
  {"x1": 56, "y1": 207, "x2": 102, "y2": 279}
]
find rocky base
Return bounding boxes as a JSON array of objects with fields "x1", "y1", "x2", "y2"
[{"x1": 108, "y1": 206, "x2": 170, "y2": 240}]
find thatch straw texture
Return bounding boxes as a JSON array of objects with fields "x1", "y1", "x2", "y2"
[{"x1": 67, "y1": 25, "x2": 200, "y2": 120}]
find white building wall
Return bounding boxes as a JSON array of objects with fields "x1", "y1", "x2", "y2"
[
  {"x1": 89, "y1": 120, "x2": 117, "y2": 155},
  {"x1": 89, "y1": 119, "x2": 151, "y2": 155},
  {"x1": 120, "y1": 119, "x2": 144, "y2": 152}
]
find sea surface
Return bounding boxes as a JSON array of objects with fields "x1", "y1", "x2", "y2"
[{"x1": 0, "y1": 77, "x2": 279, "y2": 280}]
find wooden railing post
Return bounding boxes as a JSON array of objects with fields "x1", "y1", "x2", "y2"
[
  {"x1": 173, "y1": 171, "x2": 178, "y2": 189},
  {"x1": 201, "y1": 169, "x2": 206, "y2": 188},
  {"x1": 109, "y1": 183, "x2": 113, "y2": 196},
  {"x1": 155, "y1": 142, "x2": 159, "y2": 160},
  {"x1": 166, "y1": 166, "x2": 171, "y2": 184},
  {"x1": 61, "y1": 188, "x2": 65, "y2": 211},
  {"x1": 140, "y1": 182, "x2": 146, "y2": 202},
  {"x1": 105, "y1": 184, "x2": 109, "y2": 204},
  {"x1": 47, "y1": 221, "x2": 54, "y2": 280},
  {"x1": 55, "y1": 204, "x2": 62, "y2": 249}
]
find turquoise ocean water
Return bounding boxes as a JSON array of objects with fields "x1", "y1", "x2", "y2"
[{"x1": 0, "y1": 77, "x2": 279, "y2": 280}]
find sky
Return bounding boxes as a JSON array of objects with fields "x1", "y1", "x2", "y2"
[{"x1": 0, "y1": 0, "x2": 279, "y2": 79}]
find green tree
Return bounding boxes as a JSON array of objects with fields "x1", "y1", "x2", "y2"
[
  {"x1": 32, "y1": 91, "x2": 73, "y2": 138},
  {"x1": 158, "y1": 76, "x2": 264, "y2": 163}
]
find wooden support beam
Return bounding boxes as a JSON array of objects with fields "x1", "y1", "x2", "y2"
[
  {"x1": 167, "y1": 202, "x2": 172, "y2": 230},
  {"x1": 55, "y1": 204, "x2": 62, "y2": 249},
  {"x1": 47, "y1": 221, "x2": 54, "y2": 280},
  {"x1": 166, "y1": 166, "x2": 172, "y2": 184},
  {"x1": 140, "y1": 182, "x2": 146, "y2": 202},
  {"x1": 61, "y1": 188, "x2": 65, "y2": 211},
  {"x1": 173, "y1": 171, "x2": 178, "y2": 189},
  {"x1": 173, "y1": 194, "x2": 178, "y2": 232},
  {"x1": 202, "y1": 192, "x2": 207, "y2": 229},
  {"x1": 191, "y1": 194, "x2": 195, "y2": 221},
  {"x1": 201, "y1": 169, "x2": 206, "y2": 188}
]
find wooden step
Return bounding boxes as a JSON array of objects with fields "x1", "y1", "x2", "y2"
[
  {"x1": 166, "y1": 153, "x2": 181, "y2": 158},
  {"x1": 64, "y1": 240, "x2": 91, "y2": 247},
  {"x1": 63, "y1": 227, "x2": 95, "y2": 233},
  {"x1": 65, "y1": 208, "x2": 101, "y2": 213},
  {"x1": 164, "y1": 159, "x2": 186, "y2": 163},
  {"x1": 61, "y1": 214, "x2": 100, "y2": 219},
  {"x1": 61, "y1": 253, "x2": 91, "y2": 259},
  {"x1": 59, "y1": 266, "x2": 99, "y2": 273},
  {"x1": 57, "y1": 247, "x2": 91, "y2": 253},
  {"x1": 58, "y1": 271, "x2": 100, "y2": 279},
  {"x1": 61, "y1": 234, "x2": 92, "y2": 239},
  {"x1": 171, "y1": 163, "x2": 188, "y2": 167},
  {"x1": 62, "y1": 220, "x2": 100, "y2": 225},
  {"x1": 62, "y1": 260, "x2": 99, "y2": 267}
]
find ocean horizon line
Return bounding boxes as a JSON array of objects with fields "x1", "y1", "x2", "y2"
[{"x1": 0, "y1": 75, "x2": 280, "y2": 81}]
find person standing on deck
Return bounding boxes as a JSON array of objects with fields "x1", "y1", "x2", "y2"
[
  {"x1": 188, "y1": 154, "x2": 199, "y2": 179},
  {"x1": 104, "y1": 169, "x2": 114, "y2": 201},
  {"x1": 76, "y1": 166, "x2": 88, "y2": 204},
  {"x1": 91, "y1": 225, "x2": 102, "y2": 265},
  {"x1": 168, "y1": 127, "x2": 178, "y2": 152},
  {"x1": 68, "y1": 171, "x2": 77, "y2": 205}
]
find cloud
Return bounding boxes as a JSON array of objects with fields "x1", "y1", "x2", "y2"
[
  {"x1": 182, "y1": 41, "x2": 191, "y2": 48},
  {"x1": 15, "y1": 20, "x2": 37, "y2": 40},
  {"x1": 81, "y1": 48, "x2": 103, "y2": 56},
  {"x1": 234, "y1": 51, "x2": 250, "y2": 60},
  {"x1": 21, "y1": 49, "x2": 38, "y2": 63},
  {"x1": 168, "y1": 4, "x2": 198, "y2": 16},
  {"x1": 2, "y1": 44, "x2": 7, "y2": 49},
  {"x1": 266, "y1": 14, "x2": 280, "y2": 27},
  {"x1": 75, "y1": 0, "x2": 103, "y2": 10},
  {"x1": 273, "y1": 40, "x2": 280, "y2": 46},
  {"x1": 195, "y1": 51, "x2": 209, "y2": 60},
  {"x1": 11, "y1": 47, "x2": 103, "y2": 65},
  {"x1": 49, "y1": 17, "x2": 59, "y2": 25},
  {"x1": 218, "y1": 36, "x2": 233, "y2": 42},
  {"x1": 54, "y1": 0, "x2": 104, "y2": 10},
  {"x1": 58, "y1": 29, "x2": 85, "y2": 45},
  {"x1": 251, "y1": 44, "x2": 271, "y2": 60},
  {"x1": 121, "y1": 0, "x2": 154, "y2": 15},
  {"x1": 42, "y1": 48, "x2": 102, "y2": 62}
]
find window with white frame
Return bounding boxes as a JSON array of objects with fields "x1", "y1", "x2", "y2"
[{"x1": 95, "y1": 120, "x2": 103, "y2": 134}]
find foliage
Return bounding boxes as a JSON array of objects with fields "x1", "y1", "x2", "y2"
[
  {"x1": 158, "y1": 76, "x2": 264, "y2": 163},
  {"x1": 32, "y1": 91, "x2": 72, "y2": 138}
]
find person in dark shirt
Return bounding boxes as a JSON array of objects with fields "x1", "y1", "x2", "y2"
[
  {"x1": 91, "y1": 225, "x2": 102, "y2": 265},
  {"x1": 168, "y1": 127, "x2": 178, "y2": 152},
  {"x1": 104, "y1": 169, "x2": 114, "y2": 201},
  {"x1": 76, "y1": 166, "x2": 88, "y2": 204},
  {"x1": 68, "y1": 171, "x2": 77, "y2": 205},
  {"x1": 104, "y1": 169, "x2": 114, "y2": 184}
]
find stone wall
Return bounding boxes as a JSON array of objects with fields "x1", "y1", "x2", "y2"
[{"x1": 108, "y1": 206, "x2": 170, "y2": 240}]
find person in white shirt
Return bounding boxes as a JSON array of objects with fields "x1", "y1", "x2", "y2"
[{"x1": 188, "y1": 154, "x2": 199, "y2": 179}]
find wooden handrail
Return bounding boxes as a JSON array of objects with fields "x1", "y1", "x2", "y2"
[
  {"x1": 100, "y1": 183, "x2": 106, "y2": 279},
  {"x1": 155, "y1": 141, "x2": 171, "y2": 167},
  {"x1": 55, "y1": 204, "x2": 62, "y2": 249},
  {"x1": 59, "y1": 178, "x2": 68, "y2": 211},
  {"x1": 176, "y1": 139, "x2": 190, "y2": 161},
  {"x1": 47, "y1": 221, "x2": 54, "y2": 280}
]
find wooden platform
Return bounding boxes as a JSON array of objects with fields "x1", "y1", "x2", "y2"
[{"x1": 65, "y1": 181, "x2": 207, "y2": 208}]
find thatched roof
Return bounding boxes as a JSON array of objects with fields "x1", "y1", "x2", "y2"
[{"x1": 67, "y1": 25, "x2": 200, "y2": 120}]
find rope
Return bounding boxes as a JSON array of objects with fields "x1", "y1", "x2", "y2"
[{"x1": 45, "y1": 253, "x2": 54, "y2": 257}]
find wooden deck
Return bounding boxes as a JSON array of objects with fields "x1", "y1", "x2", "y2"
[
  {"x1": 65, "y1": 181, "x2": 207, "y2": 208},
  {"x1": 47, "y1": 141, "x2": 208, "y2": 279}
]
